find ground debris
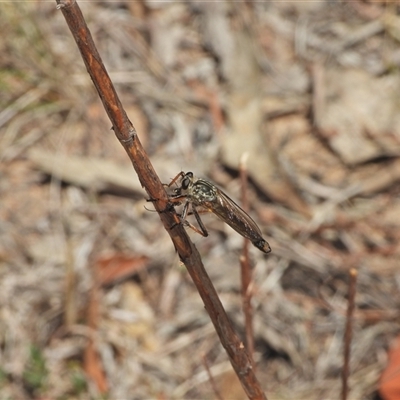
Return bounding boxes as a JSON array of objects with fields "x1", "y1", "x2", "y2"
[{"x1": 1, "y1": 2, "x2": 399, "y2": 399}]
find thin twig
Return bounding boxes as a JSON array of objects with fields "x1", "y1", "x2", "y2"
[
  {"x1": 341, "y1": 268, "x2": 358, "y2": 400},
  {"x1": 202, "y1": 353, "x2": 224, "y2": 400},
  {"x1": 55, "y1": 1, "x2": 266, "y2": 398},
  {"x1": 62, "y1": 218, "x2": 76, "y2": 327},
  {"x1": 239, "y1": 153, "x2": 256, "y2": 371}
]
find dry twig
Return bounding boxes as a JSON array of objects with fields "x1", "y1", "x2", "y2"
[
  {"x1": 202, "y1": 353, "x2": 224, "y2": 400},
  {"x1": 342, "y1": 268, "x2": 358, "y2": 400}
]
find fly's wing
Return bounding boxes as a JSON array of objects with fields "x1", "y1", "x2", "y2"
[
  {"x1": 207, "y1": 190, "x2": 271, "y2": 253},
  {"x1": 203, "y1": 189, "x2": 263, "y2": 242}
]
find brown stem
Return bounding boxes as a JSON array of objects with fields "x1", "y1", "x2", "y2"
[
  {"x1": 202, "y1": 354, "x2": 224, "y2": 400},
  {"x1": 341, "y1": 268, "x2": 358, "y2": 400},
  {"x1": 55, "y1": 1, "x2": 266, "y2": 398}
]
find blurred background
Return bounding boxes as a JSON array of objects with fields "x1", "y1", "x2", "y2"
[{"x1": 1, "y1": 1, "x2": 400, "y2": 398}]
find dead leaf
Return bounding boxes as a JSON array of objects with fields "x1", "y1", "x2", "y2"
[
  {"x1": 28, "y1": 148, "x2": 142, "y2": 196},
  {"x1": 96, "y1": 254, "x2": 149, "y2": 286},
  {"x1": 83, "y1": 340, "x2": 108, "y2": 395},
  {"x1": 28, "y1": 148, "x2": 182, "y2": 198},
  {"x1": 379, "y1": 336, "x2": 400, "y2": 400},
  {"x1": 85, "y1": 277, "x2": 108, "y2": 394}
]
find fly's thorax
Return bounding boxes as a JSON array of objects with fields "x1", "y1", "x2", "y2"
[{"x1": 190, "y1": 180, "x2": 218, "y2": 205}]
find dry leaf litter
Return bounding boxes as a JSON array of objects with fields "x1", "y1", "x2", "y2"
[{"x1": 1, "y1": 2, "x2": 400, "y2": 399}]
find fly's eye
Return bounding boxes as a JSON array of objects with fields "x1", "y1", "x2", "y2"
[
  {"x1": 182, "y1": 178, "x2": 190, "y2": 190},
  {"x1": 181, "y1": 172, "x2": 193, "y2": 190}
]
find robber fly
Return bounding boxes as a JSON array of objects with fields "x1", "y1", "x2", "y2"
[{"x1": 166, "y1": 171, "x2": 271, "y2": 254}]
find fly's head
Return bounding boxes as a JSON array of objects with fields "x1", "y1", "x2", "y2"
[
  {"x1": 173, "y1": 172, "x2": 217, "y2": 205},
  {"x1": 172, "y1": 171, "x2": 194, "y2": 197},
  {"x1": 180, "y1": 172, "x2": 194, "y2": 191}
]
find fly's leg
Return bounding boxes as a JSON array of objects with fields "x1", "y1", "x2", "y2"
[
  {"x1": 168, "y1": 194, "x2": 187, "y2": 206},
  {"x1": 165, "y1": 175, "x2": 209, "y2": 238},
  {"x1": 181, "y1": 219, "x2": 208, "y2": 237},
  {"x1": 165, "y1": 199, "x2": 190, "y2": 231},
  {"x1": 191, "y1": 205, "x2": 209, "y2": 237},
  {"x1": 144, "y1": 200, "x2": 176, "y2": 214},
  {"x1": 165, "y1": 171, "x2": 185, "y2": 188},
  {"x1": 146, "y1": 194, "x2": 180, "y2": 214},
  {"x1": 147, "y1": 172, "x2": 185, "y2": 205},
  {"x1": 173, "y1": 201, "x2": 209, "y2": 237},
  {"x1": 180, "y1": 198, "x2": 190, "y2": 221},
  {"x1": 147, "y1": 171, "x2": 185, "y2": 204}
]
